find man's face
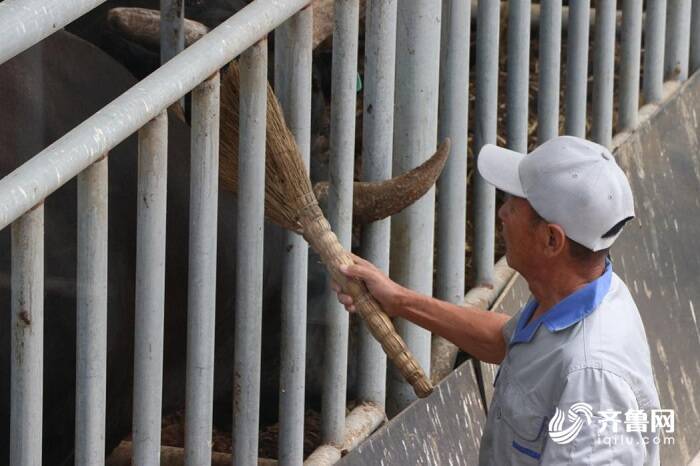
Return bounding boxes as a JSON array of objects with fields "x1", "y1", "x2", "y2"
[{"x1": 497, "y1": 194, "x2": 543, "y2": 273}]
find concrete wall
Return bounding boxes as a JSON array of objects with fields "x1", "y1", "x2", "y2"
[
  {"x1": 608, "y1": 72, "x2": 700, "y2": 464},
  {"x1": 339, "y1": 360, "x2": 485, "y2": 466}
]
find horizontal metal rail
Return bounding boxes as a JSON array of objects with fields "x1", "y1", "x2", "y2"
[
  {"x1": 0, "y1": 0, "x2": 107, "y2": 65},
  {"x1": 0, "y1": 0, "x2": 309, "y2": 232}
]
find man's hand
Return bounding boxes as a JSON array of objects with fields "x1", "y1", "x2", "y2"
[
  {"x1": 331, "y1": 253, "x2": 409, "y2": 318},
  {"x1": 332, "y1": 255, "x2": 510, "y2": 364}
]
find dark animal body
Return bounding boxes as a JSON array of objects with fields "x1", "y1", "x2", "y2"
[{"x1": 0, "y1": 30, "x2": 292, "y2": 465}]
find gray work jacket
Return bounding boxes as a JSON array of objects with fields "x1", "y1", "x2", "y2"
[{"x1": 479, "y1": 261, "x2": 662, "y2": 465}]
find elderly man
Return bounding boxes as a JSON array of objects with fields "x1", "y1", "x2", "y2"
[{"x1": 334, "y1": 136, "x2": 660, "y2": 465}]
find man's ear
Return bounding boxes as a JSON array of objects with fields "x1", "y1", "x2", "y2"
[{"x1": 543, "y1": 224, "x2": 567, "y2": 257}]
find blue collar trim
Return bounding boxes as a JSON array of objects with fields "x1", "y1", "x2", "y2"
[{"x1": 510, "y1": 259, "x2": 613, "y2": 345}]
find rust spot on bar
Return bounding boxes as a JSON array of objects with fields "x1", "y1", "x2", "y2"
[{"x1": 19, "y1": 309, "x2": 31, "y2": 325}]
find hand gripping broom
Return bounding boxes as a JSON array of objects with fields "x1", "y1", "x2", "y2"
[{"x1": 221, "y1": 62, "x2": 448, "y2": 398}]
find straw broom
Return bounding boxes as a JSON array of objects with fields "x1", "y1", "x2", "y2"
[{"x1": 221, "y1": 62, "x2": 446, "y2": 398}]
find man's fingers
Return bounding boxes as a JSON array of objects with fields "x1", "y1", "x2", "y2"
[
  {"x1": 337, "y1": 293, "x2": 356, "y2": 313},
  {"x1": 337, "y1": 292, "x2": 354, "y2": 307},
  {"x1": 350, "y1": 252, "x2": 373, "y2": 267},
  {"x1": 339, "y1": 263, "x2": 372, "y2": 281}
]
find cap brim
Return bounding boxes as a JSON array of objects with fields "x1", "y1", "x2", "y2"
[{"x1": 477, "y1": 144, "x2": 526, "y2": 197}]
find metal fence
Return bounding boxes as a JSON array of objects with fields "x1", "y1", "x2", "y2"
[{"x1": 1, "y1": 0, "x2": 699, "y2": 464}]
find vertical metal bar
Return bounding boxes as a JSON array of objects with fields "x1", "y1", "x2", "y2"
[
  {"x1": 75, "y1": 155, "x2": 109, "y2": 466},
  {"x1": 275, "y1": 7, "x2": 313, "y2": 465},
  {"x1": 506, "y1": 0, "x2": 531, "y2": 153},
  {"x1": 132, "y1": 112, "x2": 168, "y2": 466},
  {"x1": 473, "y1": 0, "x2": 500, "y2": 289},
  {"x1": 691, "y1": 0, "x2": 700, "y2": 73},
  {"x1": 665, "y1": 0, "x2": 692, "y2": 80},
  {"x1": 160, "y1": 0, "x2": 185, "y2": 108},
  {"x1": 536, "y1": 0, "x2": 562, "y2": 143},
  {"x1": 357, "y1": 0, "x2": 396, "y2": 407},
  {"x1": 436, "y1": 0, "x2": 470, "y2": 310},
  {"x1": 322, "y1": 0, "x2": 359, "y2": 444},
  {"x1": 184, "y1": 73, "x2": 220, "y2": 466},
  {"x1": 643, "y1": 0, "x2": 667, "y2": 103},
  {"x1": 619, "y1": 0, "x2": 644, "y2": 130},
  {"x1": 592, "y1": 0, "x2": 617, "y2": 147},
  {"x1": 389, "y1": 0, "x2": 442, "y2": 414},
  {"x1": 160, "y1": 0, "x2": 185, "y2": 64},
  {"x1": 10, "y1": 205, "x2": 44, "y2": 466},
  {"x1": 233, "y1": 41, "x2": 267, "y2": 466},
  {"x1": 564, "y1": 0, "x2": 590, "y2": 137}
]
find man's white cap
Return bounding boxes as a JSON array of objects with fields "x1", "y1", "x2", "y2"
[{"x1": 477, "y1": 136, "x2": 635, "y2": 251}]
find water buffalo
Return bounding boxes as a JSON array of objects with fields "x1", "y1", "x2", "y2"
[{"x1": 0, "y1": 30, "x2": 445, "y2": 464}]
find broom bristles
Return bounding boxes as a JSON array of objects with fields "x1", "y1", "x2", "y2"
[
  {"x1": 220, "y1": 62, "x2": 315, "y2": 232},
  {"x1": 220, "y1": 61, "x2": 434, "y2": 397}
]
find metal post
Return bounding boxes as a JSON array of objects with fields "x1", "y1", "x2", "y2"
[
  {"x1": 619, "y1": 0, "x2": 644, "y2": 130},
  {"x1": 233, "y1": 42, "x2": 267, "y2": 466},
  {"x1": 322, "y1": 0, "x2": 359, "y2": 444},
  {"x1": 643, "y1": 0, "x2": 667, "y2": 103},
  {"x1": 75, "y1": 155, "x2": 109, "y2": 466},
  {"x1": 473, "y1": 0, "x2": 500, "y2": 288},
  {"x1": 10, "y1": 205, "x2": 44, "y2": 466},
  {"x1": 160, "y1": 0, "x2": 185, "y2": 64},
  {"x1": 506, "y1": 0, "x2": 531, "y2": 153},
  {"x1": 435, "y1": 0, "x2": 470, "y2": 309},
  {"x1": 389, "y1": 0, "x2": 442, "y2": 414},
  {"x1": 665, "y1": 0, "x2": 692, "y2": 80},
  {"x1": 357, "y1": 0, "x2": 396, "y2": 407},
  {"x1": 132, "y1": 112, "x2": 168, "y2": 466},
  {"x1": 564, "y1": 0, "x2": 590, "y2": 137},
  {"x1": 184, "y1": 73, "x2": 220, "y2": 466},
  {"x1": 160, "y1": 0, "x2": 186, "y2": 108},
  {"x1": 537, "y1": 0, "x2": 562, "y2": 143},
  {"x1": 592, "y1": 0, "x2": 617, "y2": 147},
  {"x1": 691, "y1": 0, "x2": 700, "y2": 73},
  {"x1": 274, "y1": 6, "x2": 312, "y2": 465}
]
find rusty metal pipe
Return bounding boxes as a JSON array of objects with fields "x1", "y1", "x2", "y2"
[{"x1": 304, "y1": 403, "x2": 386, "y2": 465}]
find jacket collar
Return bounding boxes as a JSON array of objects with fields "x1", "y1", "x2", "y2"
[{"x1": 511, "y1": 259, "x2": 613, "y2": 345}]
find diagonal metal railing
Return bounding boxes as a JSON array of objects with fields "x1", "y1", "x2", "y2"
[
  {"x1": 0, "y1": 0, "x2": 107, "y2": 64},
  {"x1": 0, "y1": 0, "x2": 308, "y2": 230}
]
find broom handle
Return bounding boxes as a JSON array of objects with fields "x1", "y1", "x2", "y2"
[{"x1": 299, "y1": 202, "x2": 433, "y2": 398}]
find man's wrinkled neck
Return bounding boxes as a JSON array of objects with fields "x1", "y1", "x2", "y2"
[{"x1": 525, "y1": 258, "x2": 607, "y2": 317}]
